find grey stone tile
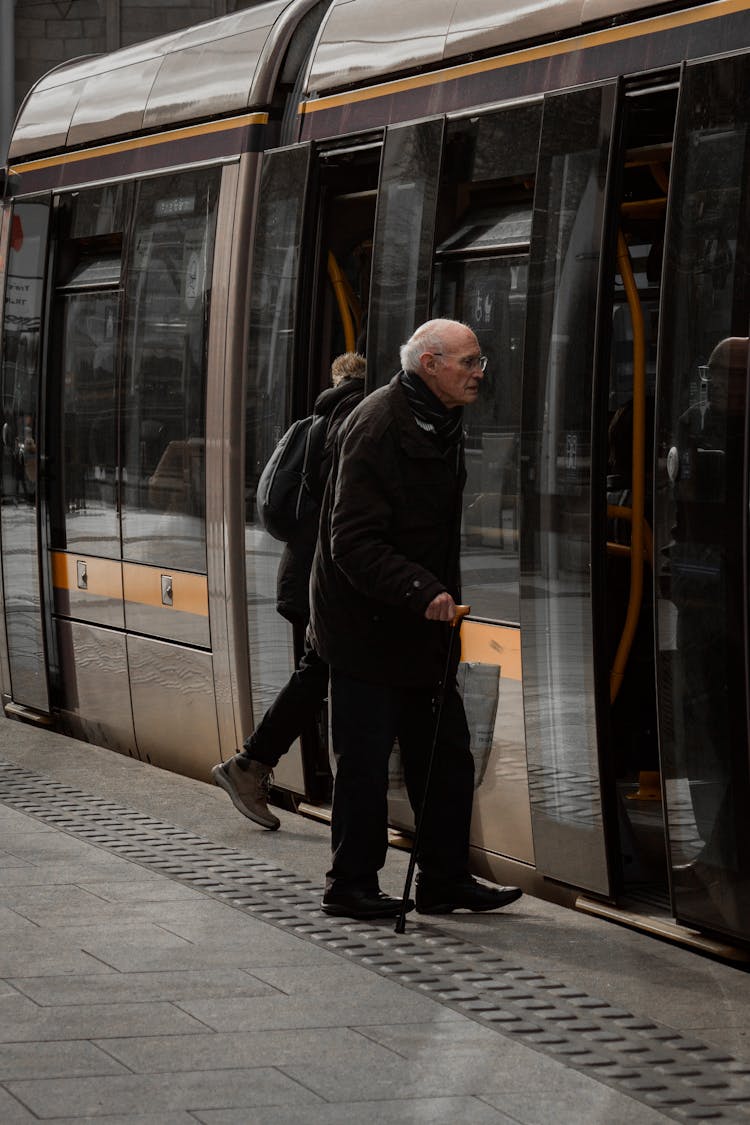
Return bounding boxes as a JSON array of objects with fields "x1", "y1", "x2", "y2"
[
  {"x1": 0, "y1": 865, "x2": 60, "y2": 885},
  {"x1": 2, "y1": 835, "x2": 116, "y2": 864},
  {"x1": 45, "y1": 1117, "x2": 196, "y2": 1125},
  {"x1": 6, "y1": 1068, "x2": 322, "y2": 1117},
  {"x1": 0, "y1": 906, "x2": 39, "y2": 934},
  {"x1": 86, "y1": 935, "x2": 335, "y2": 972},
  {"x1": 0, "y1": 1040, "x2": 128, "y2": 1080},
  {"x1": 278, "y1": 1040, "x2": 581, "y2": 1102},
  {"x1": 356, "y1": 1020, "x2": 526, "y2": 1058},
  {"x1": 0, "y1": 997, "x2": 209, "y2": 1041},
  {"x1": 52, "y1": 922, "x2": 196, "y2": 948},
  {"x1": 248, "y1": 961, "x2": 423, "y2": 999},
  {"x1": 44, "y1": 1117, "x2": 196, "y2": 1125},
  {"x1": 0, "y1": 944, "x2": 115, "y2": 977},
  {"x1": 691, "y1": 1024, "x2": 750, "y2": 1056},
  {"x1": 0, "y1": 851, "x2": 33, "y2": 871},
  {"x1": 0, "y1": 1086, "x2": 36, "y2": 1123},
  {"x1": 481, "y1": 1088, "x2": 674, "y2": 1124},
  {"x1": 1, "y1": 885, "x2": 204, "y2": 928},
  {"x1": 176, "y1": 992, "x2": 463, "y2": 1032},
  {"x1": 75, "y1": 878, "x2": 201, "y2": 903},
  {"x1": 0, "y1": 860, "x2": 153, "y2": 885},
  {"x1": 194, "y1": 1097, "x2": 516, "y2": 1124},
  {"x1": 94, "y1": 1027, "x2": 400, "y2": 1074},
  {"x1": 10, "y1": 969, "x2": 277, "y2": 1006}
]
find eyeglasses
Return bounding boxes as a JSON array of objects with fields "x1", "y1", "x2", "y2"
[{"x1": 431, "y1": 352, "x2": 488, "y2": 372}]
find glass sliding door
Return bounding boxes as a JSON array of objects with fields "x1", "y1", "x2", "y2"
[
  {"x1": 655, "y1": 55, "x2": 750, "y2": 941},
  {"x1": 244, "y1": 144, "x2": 311, "y2": 793},
  {"x1": 368, "y1": 119, "x2": 444, "y2": 387},
  {"x1": 521, "y1": 83, "x2": 619, "y2": 895}
]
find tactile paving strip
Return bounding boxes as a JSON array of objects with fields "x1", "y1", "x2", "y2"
[{"x1": 1, "y1": 757, "x2": 749, "y2": 1122}]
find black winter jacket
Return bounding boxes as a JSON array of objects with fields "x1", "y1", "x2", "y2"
[
  {"x1": 276, "y1": 379, "x2": 364, "y2": 624},
  {"x1": 308, "y1": 373, "x2": 465, "y2": 688}
]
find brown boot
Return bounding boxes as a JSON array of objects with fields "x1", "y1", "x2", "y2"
[{"x1": 211, "y1": 756, "x2": 280, "y2": 830}]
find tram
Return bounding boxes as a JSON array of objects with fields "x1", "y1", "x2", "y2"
[{"x1": 1, "y1": 0, "x2": 750, "y2": 953}]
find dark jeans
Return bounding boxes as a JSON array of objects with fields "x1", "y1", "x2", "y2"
[
  {"x1": 326, "y1": 669, "x2": 475, "y2": 893},
  {"x1": 243, "y1": 641, "x2": 328, "y2": 768}
]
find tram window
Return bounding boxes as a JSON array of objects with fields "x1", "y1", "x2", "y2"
[
  {"x1": 432, "y1": 104, "x2": 541, "y2": 624},
  {"x1": 368, "y1": 119, "x2": 443, "y2": 387},
  {"x1": 121, "y1": 168, "x2": 220, "y2": 573},
  {"x1": 55, "y1": 185, "x2": 130, "y2": 290},
  {"x1": 48, "y1": 291, "x2": 120, "y2": 556}
]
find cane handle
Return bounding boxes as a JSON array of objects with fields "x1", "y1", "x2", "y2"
[{"x1": 451, "y1": 604, "x2": 471, "y2": 627}]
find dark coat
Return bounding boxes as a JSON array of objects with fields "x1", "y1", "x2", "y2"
[
  {"x1": 276, "y1": 379, "x2": 364, "y2": 624},
  {"x1": 308, "y1": 373, "x2": 465, "y2": 688}
]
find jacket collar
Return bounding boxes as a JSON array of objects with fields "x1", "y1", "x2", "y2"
[{"x1": 387, "y1": 373, "x2": 462, "y2": 462}]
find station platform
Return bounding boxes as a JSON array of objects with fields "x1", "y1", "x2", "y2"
[{"x1": 1, "y1": 718, "x2": 750, "y2": 1124}]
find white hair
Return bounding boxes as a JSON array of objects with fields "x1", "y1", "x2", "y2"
[{"x1": 399, "y1": 319, "x2": 471, "y2": 373}]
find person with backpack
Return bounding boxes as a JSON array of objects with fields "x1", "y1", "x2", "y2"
[{"x1": 211, "y1": 352, "x2": 366, "y2": 829}]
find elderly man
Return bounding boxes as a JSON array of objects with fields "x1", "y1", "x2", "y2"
[{"x1": 309, "y1": 318, "x2": 523, "y2": 920}]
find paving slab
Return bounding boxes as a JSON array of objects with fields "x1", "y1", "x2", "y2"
[
  {"x1": 5, "y1": 718, "x2": 750, "y2": 1124},
  {"x1": 193, "y1": 1098, "x2": 517, "y2": 1124}
]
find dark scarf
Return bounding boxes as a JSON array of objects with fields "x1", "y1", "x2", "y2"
[{"x1": 399, "y1": 369, "x2": 464, "y2": 453}]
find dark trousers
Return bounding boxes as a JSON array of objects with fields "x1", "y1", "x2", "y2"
[
  {"x1": 243, "y1": 641, "x2": 328, "y2": 768},
  {"x1": 326, "y1": 669, "x2": 475, "y2": 892}
]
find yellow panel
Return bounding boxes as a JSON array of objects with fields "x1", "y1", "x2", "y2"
[
  {"x1": 460, "y1": 619, "x2": 521, "y2": 681},
  {"x1": 122, "y1": 563, "x2": 208, "y2": 617},
  {"x1": 51, "y1": 552, "x2": 123, "y2": 600}
]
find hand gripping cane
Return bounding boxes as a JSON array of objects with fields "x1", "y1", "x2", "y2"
[{"x1": 395, "y1": 604, "x2": 471, "y2": 934}]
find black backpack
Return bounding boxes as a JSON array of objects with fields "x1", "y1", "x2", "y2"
[{"x1": 255, "y1": 412, "x2": 328, "y2": 542}]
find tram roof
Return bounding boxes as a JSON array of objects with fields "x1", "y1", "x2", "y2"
[
  {"x1": 8, "y1": 0, "x2": 321, "y2": 161},
  {"x1": 303, "y1": 0, "x2": 684, "y2": 96}
]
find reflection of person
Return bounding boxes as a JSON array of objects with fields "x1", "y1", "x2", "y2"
[
  {"x1": 212, "y1": 353, "x2": 366, "y2": 828},
  {"x1": 669, "y1": 338, "x2": 748, "y2": 901},
  {"x1": 309, "y1": 319, "x2": 522, "y2": 920}
]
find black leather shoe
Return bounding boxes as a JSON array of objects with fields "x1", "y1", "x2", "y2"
[
  {"x1": 416, "y1": 875, "x2": 522, "y2": 915},
  {"x1": 321, "y1": 888, "x2": 413, "y2": 919}
]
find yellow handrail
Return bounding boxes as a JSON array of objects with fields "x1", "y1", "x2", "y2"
[
  {"x1": 607, "y1": 504, "x2": 653, "y2": 565},
  {"x1": 327, "y1": 251, "x2": 359, "y2": 352},
  {"x1": 610, "y1": 231, "x2": 647, "y2": 704}
]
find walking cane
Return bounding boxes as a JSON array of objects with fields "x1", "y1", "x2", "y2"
[{"x1": 394, "y1": 603, "x2": 471, "y2": 934}]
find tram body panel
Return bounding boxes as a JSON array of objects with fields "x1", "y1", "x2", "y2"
[
  {"x1": 56, "y1": 619, "x2": 135, "y2": 755},
  {"x1": 215, "y1": 152, "x2": 264, "y2": 759},
  {"x1": 9, "y1": 0, "x2": 320, "y2": 159},
  {"x1": 127, "y1": 634, "x2": 219, "y2": 780},
  {"x1": 462, "y1": 621, "x2": 534, "y2": 868},
  {"x1": 205, "y1": 160, "x2": 249, "y2": 758},
  {"x1": 307, "y1": 0, "x2": 671, "y2": 96}
]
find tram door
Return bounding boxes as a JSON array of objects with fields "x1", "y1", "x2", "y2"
[
  {"x1": 520, "y1": 83, "x2": 621, "y2": 896},
  {"x1": 244, "y1": 141, "x2": 378, "y2": 800},
  {"x1": 655, "y1": 55, "x2": 750, "y2": 942},
  {"x1": 40, "y1": 172, "x2": 222, "y2": 778},
  {"x1": 598, "y1": 85, "x2": 676, "y2": 909}
]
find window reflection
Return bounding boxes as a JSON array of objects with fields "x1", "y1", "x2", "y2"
[
  {"x1": 245, "y1": 147, "x2": 311, "y2": 721},
  {"x1": 656, "y1": 56, "x2": 750, "y2": 934},
  {"x1": 51, "y1": 292, "x2": 119, "y2": 556},
  {"x1": 433, "y1": 256, "x2": 526, "y2": 622},
  {"x1": 432, "y1": 106, "x2": 539, "y2": 623},
  {"x1": 0, "y1": 199, "x2": 50, "y2": 709},
  {"x1": 122, "y1": 171, "x2": 219, "y2": 573}
]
